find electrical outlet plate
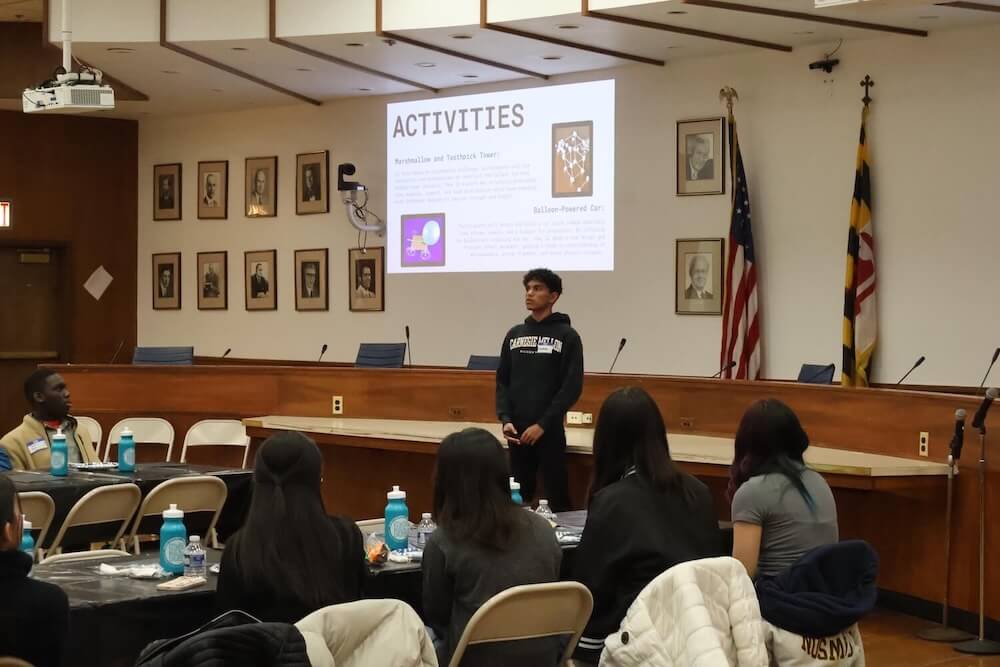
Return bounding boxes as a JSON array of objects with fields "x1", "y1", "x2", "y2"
[
  {"x1": 332, "y1": 395, "x2": 344, "y2": 415},
  {"x1": 919, "y1": 431, "x2": 929, "y2": 457},
  {"x1": 582, "y1": 413, "x2": 593, "y2": 425},
  {"x1": 566, "y1": 411, "x2": 583, "y2": 425}
]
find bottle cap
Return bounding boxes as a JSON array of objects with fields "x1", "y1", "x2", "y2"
[
  {"x1": 421, "y1": 512, "x2": 432, "y2": 520},
  {"x1": 121, "y1": 428, "x2": 133, "y2": 437},
  {"x1": 509, "y1": 476, "x2": 520, "y2": 490},
  {"x1": 190, "y1": 535, "x2": 201, "y2": 543},
  {"x1": 53, "y1": 428, "x2": 65, "y2": 440},
  {"x1": 162, "y1": 503, "x2": 184, "y2": 519},
  {"x1": 22, "y1": 516, "x2": 32, "y2": 530},
  {"x1": 387, "y1": 485, "x2": 406, "y2": 500},
  {"x1": 539, "y1": 499, "x2": 549, "y2": 506}
]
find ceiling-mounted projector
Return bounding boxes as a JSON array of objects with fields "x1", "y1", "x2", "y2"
[{"x1": 23, "y1": 81, "x2": 115, "y2": 114}]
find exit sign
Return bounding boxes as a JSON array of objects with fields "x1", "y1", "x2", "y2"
[{"x1": 0, "y1": 201, "x2": 9, "y2": 228}]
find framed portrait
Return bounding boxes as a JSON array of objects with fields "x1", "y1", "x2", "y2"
[
  {"x1": 348, "y1": 246, "x2": 385, "y2": 312},
  {"x1": 197, "y1": 251, "x2": 227, "y2": 310},
  {"x1": 245, "y1": 249, "x2": 277, "y2": 311},
  {"x1": 294, "y1": 248, "x2": 329, "y2": 311},
  {"x1": 551, "y1": 120, "x2": 593, "y2": 198},
  {"x1": 152, "y1": 252, "x2": 181, "y2": 310},
  {"x1": 676, "y1": 117, "x2": 725, "y2": 196},
  {"x1": 197, "y1": 161, "x2": 228, "y2": 220},
  {"x1": 296, "y1": 151, "x2": 329, "y2": 215},
  {"x1": 153, "y1": 163, "x2": 182, "y2": 221},
  {"x1": 245, "y1": 156, "x2": 277, "y2": 218},
  {"x1": 676, "y1": 238, "x2": 724, "y2": 315}
]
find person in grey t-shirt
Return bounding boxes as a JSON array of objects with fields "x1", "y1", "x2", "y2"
[{"x1": 728, "y1": 399, "x2": 838, "y2": 579}]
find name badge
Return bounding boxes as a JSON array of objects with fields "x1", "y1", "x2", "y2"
[{"x1": 27, "y1": 438, "x2": 48, "y2": 454}]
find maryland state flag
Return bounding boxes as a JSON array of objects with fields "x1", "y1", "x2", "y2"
[{"x1": 842, "y1": 106, "x2": 877, "y2": 387}]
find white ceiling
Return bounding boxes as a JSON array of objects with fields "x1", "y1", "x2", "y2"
[{"x1": 8, "y1": 0, "x2": 1000, "y2": 117}]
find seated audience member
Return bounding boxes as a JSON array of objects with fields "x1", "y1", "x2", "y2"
[
  {"x1": 573, "y1": 387, "x2": 722, "y2": 664},
  {"x1": 729, "y1": 399, "x2": 838, "y2": 580},
  {"x1": 423, "y1": 428, "x2": 562, "y2": 666},
  {"x1": 216, "y1": 431, "x2": 366, "y2": 622},
  {"x1": 0, "y1": 369, "x2": 99, "y2": 471},
  {"x1": 0, "y1": 474, "x2": 70, "y2": 667}
]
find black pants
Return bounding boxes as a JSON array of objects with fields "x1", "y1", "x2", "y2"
[{"x1": 508, "y1": 427, "x2": 571, "y2": 512}]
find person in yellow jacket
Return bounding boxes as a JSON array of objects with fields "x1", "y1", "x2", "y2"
[{"x1": 0, "y1": 369, "x2": 99, "y2": 471}]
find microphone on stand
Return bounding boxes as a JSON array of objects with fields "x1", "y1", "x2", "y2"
[
  {"x1": 950, "y1": 409, "x2": 967, "y2": 462},
  {"x1": 971, "y1": 387, "x2": 999, "y2": 433},
  {"x1": 977, "y1": 348, "x2": 1000, "y2": 394},
  {"x1": 608, "y1": 338, "x2": 627, "y2": 373},
  {"x1": 405, "y1": 325, "x2": 412, "y2": 366},
  {"x1": 221, "y1": 348, "x2": 232, "y2": 359},
  {"x1": 896, "y1": 355, "x2": 926, "y2": 385},
  {"x1": 109, "y1": 340, "x2": 125, "y2": 365},
  {"x1": 318, "y1": 344, "x2": 328, "y2": 363},
  {"x1": 711, "y1": 361, "x2": 737, "y2": 379},
  {"x1": 803, "y1": 363, "x2": 836, "y2": 384}
]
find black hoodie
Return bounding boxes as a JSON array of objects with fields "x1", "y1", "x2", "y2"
[{"x1": 496, "y1": 312, "x2": 584, "y2": 432}]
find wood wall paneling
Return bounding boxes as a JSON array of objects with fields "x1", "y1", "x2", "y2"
[{"x1": 48, "y1": 364, "x2": 1000, "y2": 622}]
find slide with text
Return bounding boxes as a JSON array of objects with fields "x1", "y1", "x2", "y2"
[{"x1": 386, "y1": 79, "x2": 615, "y2": 273}]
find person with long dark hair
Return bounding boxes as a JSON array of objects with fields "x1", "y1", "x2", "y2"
[
  {"x1": 572, "y1": 387, "x2": 721, "y2": 664},
  {"x1": 0, "y1": 474, "x2": 70, "y2": 667},
  {"x1": 422, "y1": 428, "x2": 562, "y2": 666},
  {"x1": 216, "y1": 431, "x2": 365, "y2": 622},
  {"x1": 728, "y1": 399, "x2": 838, "y2": 579}
]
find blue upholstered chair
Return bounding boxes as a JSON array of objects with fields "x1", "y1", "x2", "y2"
[{"x1": 355, "y1": 343, "x2": 407, "y2": 368}]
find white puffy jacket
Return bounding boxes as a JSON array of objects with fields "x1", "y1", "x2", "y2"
[
  {"x1": 296, "y1": 599, "x2": 438, "y2": 667},
  {"x1": 600, "y1": 557, "x2": 769, "y2": 667}
]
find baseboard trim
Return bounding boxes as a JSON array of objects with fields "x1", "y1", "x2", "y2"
[{"x1": 877, "y1": 589, "x2": 1000, "y2": 640}]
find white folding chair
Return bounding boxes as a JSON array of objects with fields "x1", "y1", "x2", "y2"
[
  {"x1": 40, "y1": 549, "x2": 131, "y2": 566},
  {"x1": 18, "y1": 491, "x2": 55, "y2": 562},
  {"x1": 448, "y1": 582, "x2": 593, "y2": 667},
  {"x1": 46, "y1": 484, "x2": 142, "y2": 557},
  {"x1": 75, "y1": 416, "x2": 103, "y2": 456},
  {"x1": 181, "y1": 419, "x2": 250, "y2": 469},
  {"x1": 105, "y1": 418, "x2": 175, "y2": 463},
  {"x1": 123, "y1": 476, "x2": 228, "y2": 553}
]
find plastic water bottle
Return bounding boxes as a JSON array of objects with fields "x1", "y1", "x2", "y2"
[
  {"x1": 159, "y1": 504, "x2": 187, "y2": 575},
  {"x1": 183, "y1": 535, "x2": 207, "y2": 578},
  {"x1": 20, "y1": 517, "x2": 35, "y2": 561},
  {"x1": 416, "y1": 513, "x2": 437, "y2": 548},
  {"x1": 50, "y1": 428, "x2": 68, "y2": 477},
  {"x1": 510, "y1": 477, "x2": 523, "y2": 506},
  {"x1": 384, "y1": 485, "x2": 410, "y2": 552},
  {"x1": 535, "y1": 499, "x2": 557, "y2": 523},
  {"x1": 118, "y1": 427, "x2": 136, "y2": 473}
]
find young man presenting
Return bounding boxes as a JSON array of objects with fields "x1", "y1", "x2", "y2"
[
  {"x1": 0, "y1": 369, "x2": 99, "y2": 471},
  {"x1": 496, "y1": 268, "x2": 584, "y2": 512}
]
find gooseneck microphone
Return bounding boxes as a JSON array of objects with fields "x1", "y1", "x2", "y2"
[
  {"x1": 896, "y1": 355, "x2": 926, "y2": 385},
  {"x1": 803, "y1": 363, "x2": 836, "y2": 384},
  {"x1": 977, "y1": 348, "x2": 1000, "y2": 394},
  {"x1": 109, "y1": 339, "x2": 125, "y2": 364},
  {"x1": 318, "y1": 344, "x2": 328, "y2": 363},
  {"x1": 950, "y1": 409, "x2": 967, "y2": 461},
  {"x1": 971, "y1": 387, "x2": 999, "y2": 432},
  {"x1": 221, "y1": 348, "x2": 232, "y2": 359},
  {"x1": 608, "y1": 338, "x2": 627, "y2": 373},
  {"x1": 405, "y1": 325, "x2": 412, "y2": 366},
  {"x1": 711, "y1": 361, "x2": 737, "y2": 379}
]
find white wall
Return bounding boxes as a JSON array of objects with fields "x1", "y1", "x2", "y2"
[{"x1": 138, "y1": 23, "x2": 1000, "y2": 385}]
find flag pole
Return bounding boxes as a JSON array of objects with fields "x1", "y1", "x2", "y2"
[{"x1": 719, "y1": 86, "x2": 739, "y2": 206}]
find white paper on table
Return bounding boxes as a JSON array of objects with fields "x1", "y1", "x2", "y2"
[{"x1": 83, "y1": 265, "x2": 113, "y2": 301}]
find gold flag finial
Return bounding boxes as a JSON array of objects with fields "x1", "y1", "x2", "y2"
[{"x1": 719, "y1": 86, "x2": 739, "y2": 117}]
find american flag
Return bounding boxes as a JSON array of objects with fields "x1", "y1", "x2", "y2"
[{"x1": 720, "y1": 117, "x2": 761, "y2": 380}]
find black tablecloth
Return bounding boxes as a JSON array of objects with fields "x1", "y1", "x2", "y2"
[{"x1": 10, "y1": 463, "x2": 252, "y2": 548}]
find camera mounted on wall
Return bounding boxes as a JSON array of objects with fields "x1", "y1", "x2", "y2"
[{"x1": 337, "y1": 163, "x2": 385, "y2": 235}]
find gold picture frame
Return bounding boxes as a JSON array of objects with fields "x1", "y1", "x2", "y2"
[{"x1": 348, "y1": 247, "x2": 384, "y2": 312}]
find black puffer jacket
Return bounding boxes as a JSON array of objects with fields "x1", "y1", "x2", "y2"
[{"x1": 135, "y1": 611, "x2": 309, "y2": 667}]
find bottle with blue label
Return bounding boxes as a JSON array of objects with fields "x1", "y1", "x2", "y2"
[
  {"x1": 384, "y1": 485, "x2": 409, "y2": 552},
  {"x1": 117, "y1": 427, "x2": 136, "y2": 473},
  {"x1": 159, "y1": 503, "x2": 187, "y2": 575},
  {"x1": 20, "y1": 517, "x2": 35, "y2": 562},
  {"x1": 50, "y1": 428, "x2": 68, "y2": 477},
  {"x1": 510, "y1": 477, "x2": 523, "y2": 506}
]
